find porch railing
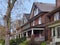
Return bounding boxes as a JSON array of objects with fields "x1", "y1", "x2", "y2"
[{"x1": 34, "y1": 36, "x2": 45, "y2": 41}]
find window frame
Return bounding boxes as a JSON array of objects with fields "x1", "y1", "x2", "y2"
[
  {"x1": 34, "y1": 8, "x2": 39, "y2": 16},
  {"x1": 39, "y1": 17, "x2": 42, "y2": 24},
  {"x1": 54, "y1": 12, "x2": 60, "y2": 21}
]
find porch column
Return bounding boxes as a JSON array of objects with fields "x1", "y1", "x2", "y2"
[
  {"x1": 55, "y1": 27, "x2": 57, "y2": 37},
  {"x1": 51, "y1": 28, "x2": 53, "y2": 37},
  {"x1": 26, "y1": 31, "x2": 28, "y2": 38},
  {"x1": 31, "y1": 28, "x2": 34, "y2": 35}
]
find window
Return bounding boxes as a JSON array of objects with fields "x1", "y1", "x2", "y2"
[
  {"x1": 33, "y1": 21, "x2": 35, "y2": 26},
  {"x1": 54, "y1": 12, "x2": 59, "y2": 21},
  {"x1": 39, "y1": 17, "x2": 41, "y2": 24},
  {"x1": 57, "y1": 27, "x2": 60, "y2": 38},
  {"x1": 34, "y1": 8, "x2": 38, "y2": 16}
]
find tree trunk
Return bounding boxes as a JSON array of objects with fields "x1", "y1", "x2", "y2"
[
  {"x1": 5, "y1": 35, "x2": 10, "y2": 45},
  {"x1": 4, "y1": 0, "x2": 17, "y2": 45}
]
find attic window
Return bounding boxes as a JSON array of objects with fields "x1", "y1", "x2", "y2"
[{"x1": 34, "y1": 8, "x2": 39, "y2": 16}]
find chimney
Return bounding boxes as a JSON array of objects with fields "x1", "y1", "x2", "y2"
[{"x1": 56, "y1": 0, "x2": 60, "y2": 7}]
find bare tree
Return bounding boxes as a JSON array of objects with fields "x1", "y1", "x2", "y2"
[
  {"x1": 4, "y1": 0, "x2": 17, "y2": 45},
  {"x1": 3, "y1": 0, "x2": 37, "y2": 45}
]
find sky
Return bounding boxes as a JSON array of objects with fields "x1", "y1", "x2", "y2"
[
  {"x1": 11, "y1": 0, "x2": 55, "y2": 21},
  {"x1": 0, "y1": 0, "x2": 55, "y2": 25}
]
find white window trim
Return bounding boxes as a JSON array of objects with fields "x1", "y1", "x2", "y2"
[
  {"x1": 54, "y1": 12, "x2": 59, "y2": 21},
  {"x1": 39, "y1": 17, "x2": 41, "y2": 24},
  {"x1": 34, "y1": 8, "x2": 38, "y2": 16},
  {"x1": 33, "y1": 21, "x2": 35, "y2": 26}
]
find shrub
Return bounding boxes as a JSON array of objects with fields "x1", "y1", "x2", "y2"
[
  {"x1": 19, "y1": 40, "x2": 29, "y2": 45},
  {"x1": 10, "y1": 39, "x2": 16, "y2": 45},
  {"x1": 0, "y1": 39, "x2": 5, "y2": 45},
  {"x1": 10, "y1": 37, "x2": 26, "y2": 45},
  {"x1": 41, "y1": 42, "x2": 46, "y2": 45}
]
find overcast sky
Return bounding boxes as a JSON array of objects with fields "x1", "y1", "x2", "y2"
[{"x1": 0, "y1": 0, "x2": 55, "y2": 25}]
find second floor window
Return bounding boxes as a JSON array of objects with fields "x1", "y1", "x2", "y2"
[
  {"x1": 39, "y1": 17, "x2": 42, "y2": 24},
  {"x1": 54, "y1": 12, "x2": 60, "y2": 21},
  {"x1": 33, "y1": 21, "x2": 35, "y2": 26}
]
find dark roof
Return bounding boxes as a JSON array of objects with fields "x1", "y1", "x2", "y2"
[
  {"x1": 25, "y1": 14, "x2": 30, "y2": 20},
  {"x1": 47, "y1": 6, "x2": 60, "y2": 16},
  {"x1": 34, "y1": 2, "x2": 55, "y2": 12},
  {"x1": 21, "y1": 12, "x2": 47, "y2": 28},
  {"x1": 28, "y1": 12, "x2": 47, "y2": 22},
  {"x1": 24, "y1": 14, "x2": 30, "y2": 21}
]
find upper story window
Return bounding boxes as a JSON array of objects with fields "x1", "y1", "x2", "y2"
[
  {"x1": 54, "y1": 12, "x2": 60, "y2": 21},
  {"x1": 33, "y1": 21, "x2": 35, "y2": 26},
  {"x1": 39, "y1": 17, "x2": 42, "y2": 24},
  {"x1": 34, "y1": 8, "x2": 39, "y2": 16}
]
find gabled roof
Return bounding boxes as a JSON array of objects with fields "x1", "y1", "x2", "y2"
[
  {"x1": 24, "y1": 14, "x2": 30, "y2": 21},
  {"x1": 34, "y1": 2, "x2": 56, "y2": 12}
]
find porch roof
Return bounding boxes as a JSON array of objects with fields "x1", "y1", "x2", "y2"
[
  {"x1": 47, "y1": 20, "x2": 60, "y2": 27},
  {"x1": 21, "y1": 24, "x2": 45, "y2": 32}
]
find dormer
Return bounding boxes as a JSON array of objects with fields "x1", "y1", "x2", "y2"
[
  {"x1": 34, "y1": 5, "x2": 39, "y2": 16},
  {"x1": 30, "y1": 2, "x2": 55, "y2": 19},
  {"x1": 23, "y1": 14, "x2": 30, "y2": 24}
]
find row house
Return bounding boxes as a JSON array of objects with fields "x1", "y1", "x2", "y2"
[
  {"x1": 16, "y1": 2, "x2": 55, "y2": 41},
  {"x1": 16, "y1": 0, "x2": 60, "y2": 45},
  {"x1": 46, "y1": 0, "x2": 60, "y2": 45}
]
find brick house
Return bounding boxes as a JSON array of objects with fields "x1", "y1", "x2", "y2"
[
  {"x1": 17, "y1": 2, "x2": 55, "y2": 41},
  {"x1": 46, "y1": 0, "x2": 60, "y2": 45}
]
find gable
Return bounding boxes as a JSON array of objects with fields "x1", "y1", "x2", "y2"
[
  {"x1": 30, "y1": 4, "x2": 42, "y2": 19},
  {"x1": 23, "y1": 15, "x2": 28, "y2": 24}
]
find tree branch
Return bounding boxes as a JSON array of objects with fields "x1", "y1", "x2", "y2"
[{"x1": 10, "y1": 0, "x2": 17, "y2": 10}]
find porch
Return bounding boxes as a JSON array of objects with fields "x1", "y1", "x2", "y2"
[
  {"x1": 20, "y1": 27, "x2": 45, "y2": 41},
  {"x1": 47, "y1": 20, "x2": 60, "y2": 45}
]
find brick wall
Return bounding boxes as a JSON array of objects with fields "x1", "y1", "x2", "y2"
[{"x1": 56, "y1": 0, "x2": 60, "y2": 7}]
